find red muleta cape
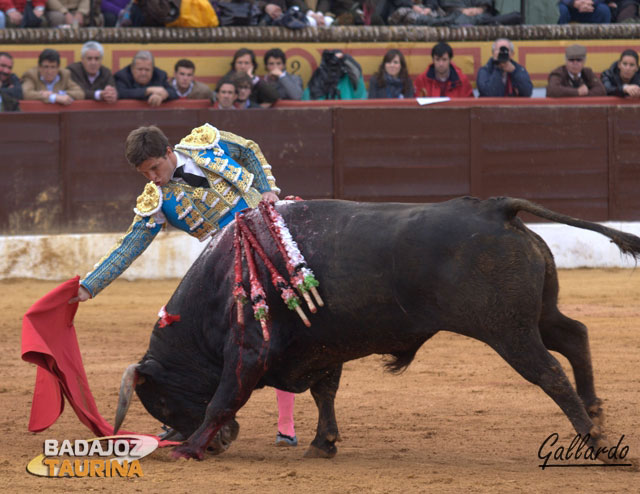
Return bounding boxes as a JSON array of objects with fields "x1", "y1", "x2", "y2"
[{"x1": 21, "y1": 277, "x2": 175, "y2": 445}]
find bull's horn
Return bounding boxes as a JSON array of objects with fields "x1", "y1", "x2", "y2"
[{"x1": 113, "y1": 363, "x2": 139, "y2": 435}]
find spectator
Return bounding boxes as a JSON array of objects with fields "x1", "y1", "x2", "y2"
[
  {"x1": 476, "y1": 38, "x2": 533, "y2": 97},
  {"x1": 547, "y1": 44, "x2": 606, "y2": 97},
  {"x1": 232, "y1": 72, "x2": 260, "y2": 108},
  {"x1": 170, "y1": 59, "x2": 213, "y2": 100},
  {"x1": 601, "y1": 49, "x2": 640, "y2": 97},
  {"x1": 260, "y1": 0, "x2": 309, "y2": 26},
  {"x1": 212, "y1": 77, "x2": 237, "y2": 109},
  {"x1": 101, "y1": 0, "x2": 128, "y2": 26},
  {"x1": 303, "y1": 49, "x2": 367, "y2": 100},
  {"x1": 494, "y1": 0, "x2": 558, "y2": 24},
  {"x1": 1, "y1": 0, "x2": 47, "y2": 26},
  {"x1": 392, "y1": 0, "x2": 521, "y2": 25},
  {"x1": 439, "y1": 0, "x2": 494, "y2": 19},
  {"x1": 22, "y1": 48, "x2": 83, "y2": 105},
  {"x1": 224, "y1": 48, "x2": 279, "y2": 107},
  {"x1": 386, "y1": 0, "x2": 440, "y2": 25},
  {"x1": 67, "y1": 41, "x2": 117, "y2": 103},
  {"x1": 610, "y1": 0, "x2": 640, "y2": 22},
  {"x1": 414, "y1": 42, "x2": 473, "y2": 98},
  {"x1": 558, "y1": 0, "x2": 611, "y2": 24},
  {"x1": 313, "y1": 0, "x2": 363, "y2": 24},
  {"x1": 263, "y1": 48, "x2": 303, "y2": 100},
  {"x1": 0, "y1": 51, "x2": 22, "y2": 100},
  {"x1": 368, "y1": 49, "x2": 414, "y2": 99},
  {"x1": 0, "y1": 91, "x2": 20, "y2": 110},
  {"x1": 0, "y1": 51, "x2": 20, "y2": 110},
  {"x1": 114, "y1": 50, "x2": 178, "y2": 106},
  {"x1": 45, "y1": 0, "x2": 89, "y2": 26},
  {"x1": 216, "y1": 0, "x2": 261, "y2": 26},
  {"x1": 304, "y1": 5, "x2": 334, "y2": 26}
]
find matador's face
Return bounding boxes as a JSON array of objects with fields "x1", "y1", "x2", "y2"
[{"x1": 137, "y1": 147, "x2": 177, "y2": 187}]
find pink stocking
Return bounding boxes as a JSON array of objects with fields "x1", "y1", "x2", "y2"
[{"x1": 276, "y1": 389, "x2": 296, "y2": 437}]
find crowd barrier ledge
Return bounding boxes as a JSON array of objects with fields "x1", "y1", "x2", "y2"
[{"x1": 16, "y1": 97, "x2": 640, "y2": 112}]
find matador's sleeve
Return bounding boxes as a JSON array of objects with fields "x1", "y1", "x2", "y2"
[
  {"x1": 80, "y1": 183, "x2": 164, "y2": 298},
  {"x1": 218, "y1": 130, "x2": 280, "y2": 195},
  {"x1": 80, "y1": 215, "x2": 162, "y2": 298}
]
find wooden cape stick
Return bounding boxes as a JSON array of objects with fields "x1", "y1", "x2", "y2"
[{"x1": 237, "y1": 214, "x2": 311, "y2": 328}]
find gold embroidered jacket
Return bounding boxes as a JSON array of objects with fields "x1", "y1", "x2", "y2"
[{"x1": 80, "y1": 124, "x2": 279, "y2": 297}]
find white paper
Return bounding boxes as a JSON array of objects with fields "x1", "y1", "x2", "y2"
[{"x1": 416, "y1": 97, "x2": 451, "y2": 106}]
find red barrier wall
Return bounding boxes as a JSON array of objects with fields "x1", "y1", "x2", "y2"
[{"x1": 2, "y1": 100, "x2": 639, "y2": 235}]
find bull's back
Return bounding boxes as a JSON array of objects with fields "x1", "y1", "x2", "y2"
[{"x1": 274, "y1": 198, "x2": 547, "y2": 345}]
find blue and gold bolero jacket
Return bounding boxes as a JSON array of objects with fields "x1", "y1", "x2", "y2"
[{"x1": 80, "y1": 124, "x2": 280, "y2": 298}]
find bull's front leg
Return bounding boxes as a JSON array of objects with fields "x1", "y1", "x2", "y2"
[
  {"x1": 171, "y1": 343, "x2": 267, "y2": 460},
  {"x1": 305, "y1": 364, "x2": 343, "y2": 459}
]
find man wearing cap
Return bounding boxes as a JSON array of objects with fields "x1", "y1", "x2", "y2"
[{"x1": 546, "y1": 44, "x2": 606, "y2": 97}]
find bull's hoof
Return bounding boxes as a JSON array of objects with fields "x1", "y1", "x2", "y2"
[
  {"x1": 206, "y1": 419, "x2": 241, "y2": 455},
  {"x1": 303, "y1": 442, "x2": 337, "y2": 459},
  {"x1": 206, "y1": 437, "x2": 228, "y2": 455},
  {"x1": 170, "y1": 443, "x2": 205, "y2": 461},
  {"x1": 222, "y1": 419, "x2": 240, "y2": 443}
]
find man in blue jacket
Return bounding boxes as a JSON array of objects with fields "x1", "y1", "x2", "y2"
[
  {"x1": 558, "y1": 0, "x2": 611, "y2": 24},
  {"x1": 476, "y1": 38, "x2": 533, "y2": 98},
  {"x1": 115, "y1": 50, "x2": 178, "y2": 106}
]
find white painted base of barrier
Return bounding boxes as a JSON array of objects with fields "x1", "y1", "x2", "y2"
[
  {"x1": 1, "y1": 221, "x2": 639, "y2": 281},
  {"x1": 527, "y1": 222, "x2": 640, "y2": 269},
  {"x1": 0, "y1": 231, "x2": 208, "y2": 281}
]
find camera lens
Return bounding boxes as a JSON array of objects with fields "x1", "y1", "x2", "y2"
[{"x1": 497, "y1": 46, "x2": 510, "y2": 63}]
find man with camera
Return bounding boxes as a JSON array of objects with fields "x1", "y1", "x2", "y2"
[{"x1": 476, "y1": 38, "x2": 533, "y2": 97}]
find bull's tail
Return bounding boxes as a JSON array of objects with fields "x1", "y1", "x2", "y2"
[{"x1": 502, "y1": 197, "x2": 640, "y2": 261}]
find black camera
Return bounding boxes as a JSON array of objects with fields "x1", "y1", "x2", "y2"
[{"x1": 497, "y1": 46, "x2": 510, "y2": 63}]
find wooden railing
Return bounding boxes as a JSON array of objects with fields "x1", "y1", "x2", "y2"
[{"x1": 2, "y1": 98, "x2": 639, "y2": 236}]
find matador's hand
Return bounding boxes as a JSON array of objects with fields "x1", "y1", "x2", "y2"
[
  {"x1": 69, "y1": 285, "x2": 91, "y2": 304},
  {"x1": 262, "y1": 191, "x2": 279, "y2": 203}
]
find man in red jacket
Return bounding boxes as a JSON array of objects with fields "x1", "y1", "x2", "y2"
[
  {"x1": 414, "y1": 41, "x2": 474, "y2": 98},
  {"x1": 1, "y1": 0, "x2": 46, "y2": 26}
]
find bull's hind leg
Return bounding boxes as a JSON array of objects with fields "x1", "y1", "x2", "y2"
[
  {"x1": 531, "y1": 232, "x2": 604, "y2": 425},
  {"x1": 539, "y1": 309, "x2": 604, "y2": 427},
  {"x1": 305, "y1": 364, "x2": 342, "y2": 459},
  {"x1": 486, "y1": 330, "x2": 610, "y2": 456}
]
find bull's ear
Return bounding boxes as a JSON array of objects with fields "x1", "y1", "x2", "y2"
[{"x1": 113, "y1": 364, "x2": 140, "y2": 435}]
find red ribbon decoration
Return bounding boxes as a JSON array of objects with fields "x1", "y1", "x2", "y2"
[{"x1": 157, "y1": 305, "x2": 181, "y2": 328}]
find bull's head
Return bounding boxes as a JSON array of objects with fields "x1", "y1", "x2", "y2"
[{"x1": 114, "y1": 354, "x2": 221, "y2": 439}]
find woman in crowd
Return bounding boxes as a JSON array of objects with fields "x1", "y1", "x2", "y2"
[
  {"x1": 224, "y1": 48, "x2": 279, "y2": 107},
  {"x1": 601, "y1": 49, "x2": 640, "y2": 98},
  {"x1": 368, "y1": 49, "x2": 414, "y2": 99}
]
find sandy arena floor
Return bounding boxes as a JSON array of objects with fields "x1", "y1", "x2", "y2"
[{"x1": 1, "y1": 269, "x2": 639, "y2": 493}]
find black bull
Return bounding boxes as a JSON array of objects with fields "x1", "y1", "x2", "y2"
[{"x1": 114, "y1": 197, "x2": 640, "y2": 461}]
